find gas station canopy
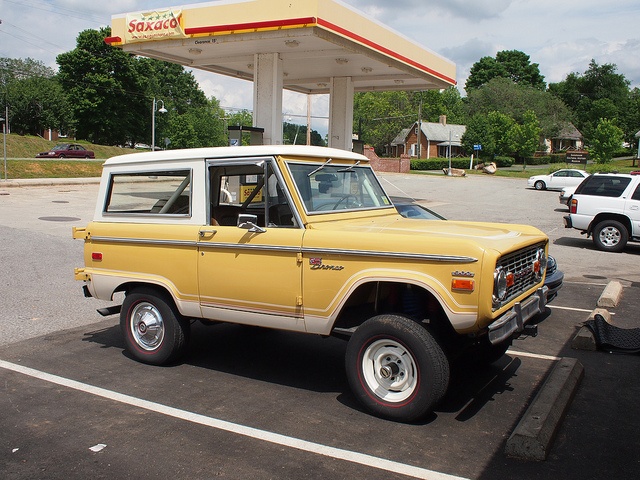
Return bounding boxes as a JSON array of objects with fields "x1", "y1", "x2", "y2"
[{"x1": 107, "y1": 0, "x2": 456, "y2": 149}]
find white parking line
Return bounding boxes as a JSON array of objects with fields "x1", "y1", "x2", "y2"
[
  {"x1": 508, "y1": 350, "x2": 561, "y2": 361},
  {"x1": 548, "y1": 305, "x2": 594, "y2": 313},
  {"x1": 0, "y1": 359, "x2": 469, "y2": 480}
]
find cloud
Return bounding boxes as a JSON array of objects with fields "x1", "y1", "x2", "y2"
[{"x1": 345, "y1": 0, "x2": 514, "y2": 21}]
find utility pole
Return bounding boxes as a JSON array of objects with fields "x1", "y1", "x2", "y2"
[{"x1": 416, "y1": 97, "x2": 422, "y2": 159}]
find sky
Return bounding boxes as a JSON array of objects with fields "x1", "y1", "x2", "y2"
[{"x1": 1, "y1": 0, "x2": 639, "y2": 136}]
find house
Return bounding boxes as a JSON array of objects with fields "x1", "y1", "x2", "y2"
[
  {"x1": 545, "y1": 123, "x2": 584, "y2": 153},
  {"x1": 389, "y1": 115, "x2": 466, "y2": 159}
]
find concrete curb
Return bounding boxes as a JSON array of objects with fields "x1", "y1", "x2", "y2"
[
  {"x1": 505, "y1": 357, "x2": 584, "y2": 461},
  {"x1": 571, "y1": 308, "x2": 612, "y2": 351},
  {"x1": 597, "y1": 280, "x2": 623, "y2": 308},
  {"x1": 0, "y1": 177, "x2": 100, "y2": 188}
]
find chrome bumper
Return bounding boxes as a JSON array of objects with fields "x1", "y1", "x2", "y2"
[{"x1": 488, "y1": 287, "x2": 547, "y2": 345}]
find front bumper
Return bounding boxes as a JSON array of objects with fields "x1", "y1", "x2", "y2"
[
  {"x1": 487, "y1": 287, "x2": 547, "y2": 345},
  {"x1": 544, "y1": 268, "x2": 564, "y2": 303}
]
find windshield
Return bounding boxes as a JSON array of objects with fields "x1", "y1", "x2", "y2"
[{"x1": 287, "y1": 161, "x2": 392, "y2": 214}]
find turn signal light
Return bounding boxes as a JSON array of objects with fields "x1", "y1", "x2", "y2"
[
  {"x1": 506, "y1": 272, "x2": 515, "y2": 288},
  {"x1": 452, "y1": 278, "x2": 475, "y2": 292},
  {"x1": 92, "y1": 252, "x2": 103, "y2": 261}
]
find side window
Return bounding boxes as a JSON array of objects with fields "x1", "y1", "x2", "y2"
[
  {"x1": 578, "y1": 176, "x2": 631, "y2": 197},
  {"x1": 209, "y1": 162, "x2": 297, "y2": 228},
  {"x1": 632, "y1": 184, "x2": 640, "y2": 201},
  {"x1": 104, "y1": 170, "x2": 191, "y2": 215}
]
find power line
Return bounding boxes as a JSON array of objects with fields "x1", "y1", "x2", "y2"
[{"x1": 3, "y1": 0, "x2": 106, "y2": 24}]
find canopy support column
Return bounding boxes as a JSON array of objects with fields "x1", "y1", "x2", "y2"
[
  {"x1": 328, "y1": 77, "x2": 354, "y2": 151},
  {"x1": 253, "y1": 53, "x2": 283, "y2": 145}
]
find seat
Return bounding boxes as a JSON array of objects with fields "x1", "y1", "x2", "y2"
[
  {"x1": 269, "y1": 203, "x2": 295, "y2": 227},
  {"x1": 212, "y1": 205, "x2": 243, "y2": 226}
]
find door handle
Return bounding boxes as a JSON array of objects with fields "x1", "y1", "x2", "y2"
[{"x1": 199, "y1": 230, "x2": 217, "y2": 237}]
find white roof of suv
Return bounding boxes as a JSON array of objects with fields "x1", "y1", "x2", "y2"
[{"x1": 104, "y1": 145, "x2": 367, "y2": 167}]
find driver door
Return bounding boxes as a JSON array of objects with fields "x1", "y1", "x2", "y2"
[{"x1": 197, "y1": 159, "x2": 305, "y2": 331}]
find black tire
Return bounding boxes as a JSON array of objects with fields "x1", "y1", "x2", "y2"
[
  {"x1": 345, "y1": 314, "x2": 449, "y2": 422},
  {"x1": 592, "y1": 220, "x2": 628, "y2": 253},
  {"x1": 58, "y1": 154, "x2": 65, "y2": 159},
  {"x1": 534, "y1": 180, "x2": 546, "y2": 190},
  {"x1": 120, "y1": 288, "x2": 190, "y2": 365}
]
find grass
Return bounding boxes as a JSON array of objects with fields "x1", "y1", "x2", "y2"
[
  {"x1": 0, "y1": 133, "x2": 136, "y2": 179},
  {"x1": 1, "y1": 159, "x2": 104, "y2": 179},
  {"x1": 414, "y1": 157, "x2": 639, "y2": 180}
]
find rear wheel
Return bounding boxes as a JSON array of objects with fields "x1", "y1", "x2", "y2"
[
  {"x1": 345, "y1": 314, "x2": 449, "y2": 422},
  {"x1": 120, "y1": 288, "x2": 190, "y2": 365},
  {"x1": 593, "y1": 220, "x2": 628, "y2": 252}
]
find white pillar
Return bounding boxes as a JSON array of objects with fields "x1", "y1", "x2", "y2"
[
  {"x1": 328, "y1": 77, "x2": 354, "y2": 151},
  {"x1": 253, "y1": 53, "x2": 283, "y2": 145}
]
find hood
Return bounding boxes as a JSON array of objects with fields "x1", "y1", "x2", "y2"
[{"x1": 306, "y1": 213, "x2": 547, "y2": 256}]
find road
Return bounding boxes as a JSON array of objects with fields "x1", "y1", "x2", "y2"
[{"x1": 0, "y1": 174, "x2": 639, "y2": 479}]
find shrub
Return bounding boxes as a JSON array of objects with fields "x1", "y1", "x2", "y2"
[
  {"x1": 492, "y1": 156, "x2": 514, "y2": 167},
  {"x1": 586, "y1": 163, "x2": 619, "y2": 174},
  {"x1": 523, "y1": 156, "x2": 551, "y2": 165},
  {"x1": 410, "y1": 157, "x2": 471, "y2": 171}
]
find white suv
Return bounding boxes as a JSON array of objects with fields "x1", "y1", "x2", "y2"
[{"x1": 564, "y1": 172, "x2": 640, "y2": 252}]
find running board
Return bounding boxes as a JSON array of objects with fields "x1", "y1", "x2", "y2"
[{"x1": 97, "y1": 305, "x2": 122, "y2": 317}]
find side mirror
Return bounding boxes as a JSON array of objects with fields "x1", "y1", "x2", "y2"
[{"x1": 237, "y1": 214, "x2": 266, "y2": 233}]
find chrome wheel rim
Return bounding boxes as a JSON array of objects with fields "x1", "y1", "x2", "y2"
[
  {"x1": 130, "y1": 302, "x2": 165, "y2": 350},
  {"x1": 361, "y1": 339, "x2": 418, "y2": 403},
  {"x1": 599, "y1": 226, "x2": 621, "y2": 247}
]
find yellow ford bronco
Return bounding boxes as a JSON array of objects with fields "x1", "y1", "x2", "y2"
[{"x1": 74, "y1": 145, "x2": 550, "y2": 422}]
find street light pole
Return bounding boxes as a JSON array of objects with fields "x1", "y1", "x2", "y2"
[
  {"x1": 1, "y1": 113, "x2": 6, "y2": 181},
  {"x1": 152, "y1": 98, "x2": 167, "y2": 151},
  {"x1": 447, "y1": 130, "x2": 452, "y2": 176}
]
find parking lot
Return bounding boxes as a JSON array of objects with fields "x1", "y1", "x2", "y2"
[{"x1": 1, "y1": 173, "x2": 639, "y2": 479}]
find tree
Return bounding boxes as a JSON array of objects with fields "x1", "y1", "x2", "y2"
[
  {"x1": 0, "y1": 57, "x2": 55, "y2": 85},
  {"x1": 462, "y1": 111, "x2": 517, "y2": 159},
  {"x1": 354, "y1": 91, "x2": 413, "y2": 155},
  {"x1": 549, "y1": 60, "x2": 632, "y2": 144},
  {"x1": 590, "y1": 118, "x2": 624, "y2": 163},
  {"x1": 353, "y1": 89, "x2": 466, "y2": 155},
  {"x1": 57, "y1": 28, "x2": 148, "y2": 146},
  {"x1": 513, "y1": 110, "x2": 542, "y2": 160},
  {"x1": 283, "y1": 122, "x2": 325, "y2": 146},
  {"x1": 164, "y1": 97, "x2": 227, "y2": 148},
  {"x1": 1, "y1": 57, "x2": 60, "y2": 134},
  {"x1": 8, "y1": 76, "x2": 72, "y2": 135},
  {"x1": 466, "y1": 77, "x2": 571, "y2": 139},
  {"x1": 465, "y1": 50, "x2": 545, "y2": 92}
]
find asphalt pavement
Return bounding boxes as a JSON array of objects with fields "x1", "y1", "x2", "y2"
[{"x1": 1, "y1": 174, "x2": 639, "y2": 479}]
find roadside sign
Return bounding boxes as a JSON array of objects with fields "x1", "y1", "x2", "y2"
[
  {"x1": 566, "y1": 151, "x2": 588, "y2": 165},
  {"x1": 473, "y1": 144, "x2": 482, "y2": 151}
]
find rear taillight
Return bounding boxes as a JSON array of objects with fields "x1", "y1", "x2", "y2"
[{"x1": 570, "y1": 198, "x2": 578, "y2": 214}]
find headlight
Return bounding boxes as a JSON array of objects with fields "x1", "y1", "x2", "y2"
[{"x1": 493, "y1": 267, "x2": 508, "y2": 303}]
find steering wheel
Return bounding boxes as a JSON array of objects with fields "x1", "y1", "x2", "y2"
[{"x1": 331, "y1": 194, "x2": 361, "y2": 210}]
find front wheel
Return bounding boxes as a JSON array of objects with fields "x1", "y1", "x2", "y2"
[
  {"x1": 593, "y1": 220, "x2": 628, "y2": 252},
  {"x1": 534, "y1": 180, "x2": 546, "y2": 190},
  {"x1": 345, "y1": 314, "x2": 449, "y2": 422},
  {"x1": 120, "y1": 288, "x2": 190, "y2": 365}
]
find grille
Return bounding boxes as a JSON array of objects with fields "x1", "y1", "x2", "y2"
[{"x1": 494, "y1": 243, "x2": 545, "y2": 310}]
